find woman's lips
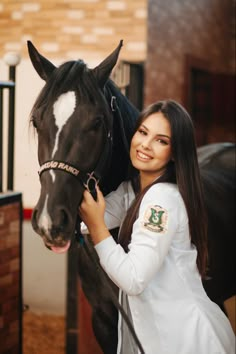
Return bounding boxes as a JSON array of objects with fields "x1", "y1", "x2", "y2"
[{"x1": 137, "y1": 150, "x2": 152, "y2": 160}]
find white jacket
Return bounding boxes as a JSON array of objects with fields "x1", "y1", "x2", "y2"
[{"x1": 92, "y1": 181, "x2": 235, "y2": 354}]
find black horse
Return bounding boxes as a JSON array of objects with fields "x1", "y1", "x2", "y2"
[{"x1": 27, "y1": 40, "x2": 235, "y2": 353}]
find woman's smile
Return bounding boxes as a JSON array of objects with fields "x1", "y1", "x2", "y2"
[{"x1": 136, "y1": 150, "x2": 153, "y2": 161}]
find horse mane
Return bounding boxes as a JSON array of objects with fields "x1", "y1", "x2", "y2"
[
  {"x1": 101, "y1": 80, "x2": 139, "y2": 195},
  {"x1": 200, "y1": 144, "x2": 235, "y2": 230},
  {"x1": 105, "y1": 80, "x2": 139, "y2": 150},
  {"x1": 31, "y1": 59, "x2": 104, "y2": 112}
]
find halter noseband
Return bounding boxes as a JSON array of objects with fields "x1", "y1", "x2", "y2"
[{"x1": 38, "y1": 160, "x2": 100, "y2": 193}]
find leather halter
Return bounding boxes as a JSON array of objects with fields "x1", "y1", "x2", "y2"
[{"x1": 38, "y1": 103, "x2": 114, "y2": 197}]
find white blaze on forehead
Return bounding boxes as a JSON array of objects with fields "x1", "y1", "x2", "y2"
[
  {"x1": 52, "y1": 91, "x2": 76, "y2": 157},
  {"x1": 38, "y1": 195, "x2": 52, "y2": 236},
  {"x1": 50, "y1": 170, "x2": 56, "y2": 183}
]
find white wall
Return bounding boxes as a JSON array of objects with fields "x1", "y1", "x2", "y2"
[
  {"x1": 23, "y1": 221, "x2": 67, "y2": 315},
  {"x1": 1, "y1": 57, "x2": 42, "y2": 206}
]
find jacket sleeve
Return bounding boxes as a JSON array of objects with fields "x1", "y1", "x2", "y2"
[
  {"x1": 95, "y1": 183, "x2": 186, "y2": 295},
  {"x1": 103, "y1": 182, "x2": 128, "y2": 230}
]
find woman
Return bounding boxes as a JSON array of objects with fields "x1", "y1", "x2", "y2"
[{"x1": 79, "y1": 100, "x2": 235, "y2": 354}]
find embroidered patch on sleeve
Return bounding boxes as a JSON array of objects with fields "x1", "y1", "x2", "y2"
[{"x1": 142, "y1": 205, "x2": 168, "y2": 233}]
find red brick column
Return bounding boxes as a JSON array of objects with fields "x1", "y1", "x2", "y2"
[{"x1": 0, "y1": 193, "x2": 22, "y2": 354}]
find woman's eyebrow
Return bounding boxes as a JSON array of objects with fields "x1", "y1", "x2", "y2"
[
  {"x1": 141, "y1": 124, "x2": 171, "y2": 139},
  {"x1": 156, "y1": 134, "x2": 171, "y2": 140}
]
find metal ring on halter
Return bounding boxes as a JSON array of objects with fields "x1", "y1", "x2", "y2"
[
  {"x1": 111, "y1": 96, "x2": 116, "y2": 112},
  {"x1": 83, "y1": 172, "x2": 99, "y2": 193}
]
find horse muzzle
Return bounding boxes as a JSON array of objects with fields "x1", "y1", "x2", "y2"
[{"x1": 31, "y1": 202, "x2": 76, "y2": 253}]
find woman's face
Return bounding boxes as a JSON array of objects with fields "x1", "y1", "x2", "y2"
[{"x1": 130, "y1": 112, "x2": 172, "y2": 186}]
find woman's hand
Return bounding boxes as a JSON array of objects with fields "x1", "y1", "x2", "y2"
[{"x1": 78, "y1": 186, "x2": 110, "y2": 244}]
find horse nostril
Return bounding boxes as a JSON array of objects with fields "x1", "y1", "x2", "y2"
[
  {"x1": 54, "y1": 207, "x2": 71, "y2": 231},
  {"x1": 61, "y1": 209, "x2": 69, "y2": 226}
]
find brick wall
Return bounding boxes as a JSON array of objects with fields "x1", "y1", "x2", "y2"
[
  {"x1": 0, "y1": 0, "x2": 147, "y2": 62},
  {"x1": 0, "y1": 195, "x2": 22, "y2": 354},
  {"x1": 145, "y1": 0, "x2": 235, "y2": 105}
]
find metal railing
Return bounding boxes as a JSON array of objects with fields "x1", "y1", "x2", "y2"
[{"x1": 0, "y1": 53, "x2": 21, "y2": 192}]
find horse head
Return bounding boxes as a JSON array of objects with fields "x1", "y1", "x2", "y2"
[{"x1": 28, "y1": 40, "x2": 123, "y2": 252}]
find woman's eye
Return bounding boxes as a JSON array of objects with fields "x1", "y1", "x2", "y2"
[
  {"x1": 138, "y1": 129, "x2": 146, "y2": 135},
  {"x1": 157, "y1": 139, "x2": 168, "y2": 145}
]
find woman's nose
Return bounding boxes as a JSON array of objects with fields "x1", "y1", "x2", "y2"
[{"x1": 141, "y1": 138, "x2": 151, "y2": 149}]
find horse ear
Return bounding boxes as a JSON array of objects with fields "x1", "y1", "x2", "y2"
[
  {"x1": 27, "y1": 40, "x2": 56, "y2": 81},
  {"x1": 93, "y1": 40, "x2": 123, "y2": 87}
]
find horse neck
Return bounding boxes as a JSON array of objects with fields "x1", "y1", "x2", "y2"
[
  {"x1": 100, "y1": 81, "x2": 139, "y2": 195},
  {"x1": 105, "y1": 80, "x2": 139, "y2": 142}
]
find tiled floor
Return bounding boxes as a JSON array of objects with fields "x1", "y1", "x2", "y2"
[{"x1": 23, "y1": 311, "x2": 65, "y2": 354}]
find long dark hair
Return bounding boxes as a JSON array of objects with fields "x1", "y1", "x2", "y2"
[{"x1": 118, "y1": 100, "x2": 208, "y2": 277}]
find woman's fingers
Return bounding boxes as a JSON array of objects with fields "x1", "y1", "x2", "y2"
[
  {"x1": 80, "y1": 186, "x2": 105, "y2": 213},
  {"x1": 96, "y1": 185, "x2": 103, "y2": 199},
  {"x1": 78, "y1": 186, "x2": 107, "y2": 235},
  {"x1": 82, "y1": 189, "x2": 95, "y2": 204},
  {"x1": 96, "y1": 186, "x2": 106, "y2": 206}
]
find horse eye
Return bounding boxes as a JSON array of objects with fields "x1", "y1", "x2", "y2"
[{"x1": 90, "y1": 115, "x2": 103, "y2": 131}]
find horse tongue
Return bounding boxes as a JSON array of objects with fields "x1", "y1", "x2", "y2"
[{"x1": 51, "y1": 240, "x2": 71, "y2": 254}]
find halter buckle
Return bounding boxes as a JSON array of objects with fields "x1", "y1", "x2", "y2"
[
  {"x1": 111, "y1": 96, "x2": 116, "y2": 112},
  {"x1": 83, "y1": 172, "x2": 99, "y2": 193}
]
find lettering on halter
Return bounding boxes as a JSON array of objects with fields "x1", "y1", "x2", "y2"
[{"x1": 39, "y1": 161, "x2": 80, "y2": 177}]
